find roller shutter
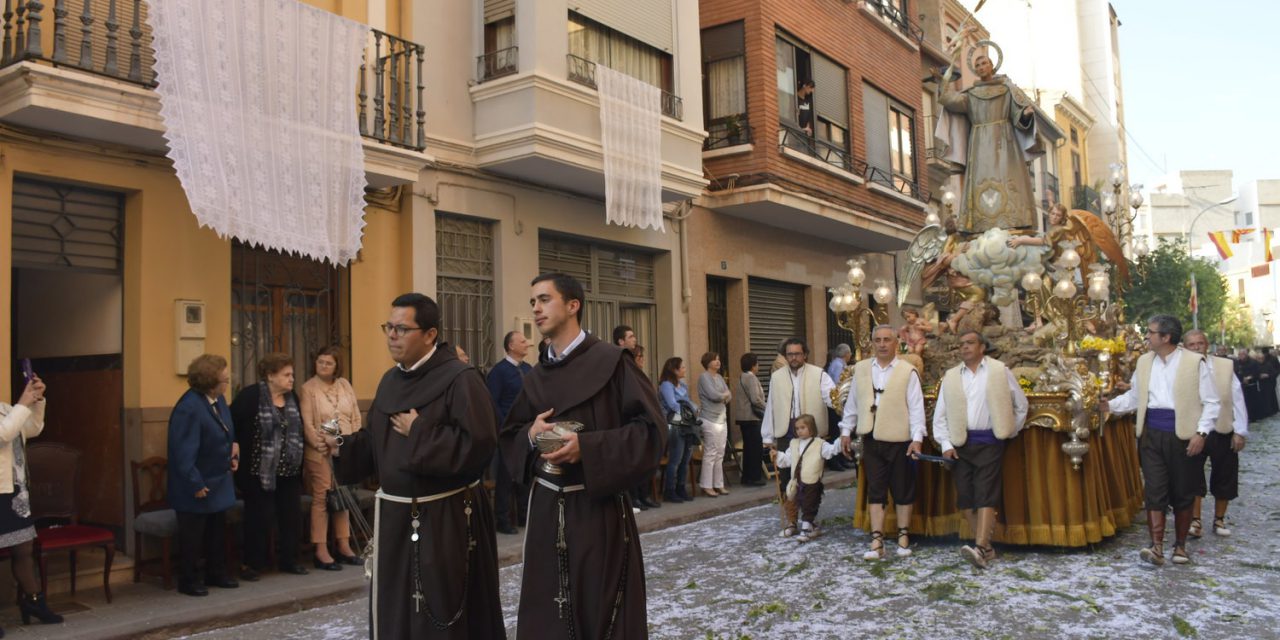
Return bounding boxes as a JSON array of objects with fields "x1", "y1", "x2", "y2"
[{"x1": 748, "y1": 277, "x2": 807, "y2": 396}]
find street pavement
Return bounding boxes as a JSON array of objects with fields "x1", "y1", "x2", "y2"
[{"x1": 185, "y1": 416, "x2": 1280, "y2": 639}]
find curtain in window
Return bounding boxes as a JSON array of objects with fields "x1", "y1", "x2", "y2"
[
  {"x1": 775, "y1": 39, "x2": 796, "y2": 124},
  {"x1": 706, "y1": 57, "x2": 745, "y2": 120},
  {"x1": 147, "y1": 0, "x2": 370, "y2": 265},
  {"x1": 571, "y1": 14, "x2": 665, "y2": 89}
]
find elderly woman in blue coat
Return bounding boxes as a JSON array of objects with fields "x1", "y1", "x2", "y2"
[{"x1": 167, "y1": 354, "x2": 240, "y2": 597}]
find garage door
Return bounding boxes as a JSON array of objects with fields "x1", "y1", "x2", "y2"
[{"x1": 748, "y1": 277, "x2": 807, "y2": 396}]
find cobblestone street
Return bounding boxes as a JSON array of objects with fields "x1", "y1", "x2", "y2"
[{"x1": 188, "y1": 416, "x2": 1280, "y2": 639}]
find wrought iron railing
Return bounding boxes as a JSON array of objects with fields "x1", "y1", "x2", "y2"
[
  {"x1": 866, "y1": 165, "x2": 927, "y2": 201},
  {"x1": 358, "y1": 29, "x2": 425, "y2": 151},
  {"x1": 779, "y1": 123, "x2": 867, "y2": 176},
  {"x1": 1042, "y1": 171, "x2": 1060, "y2": 209},
  {"x1": 704, "y1": 117, "x2": 752, "y2": 150},
  {"x1": 0, "y1": 0, "x2": 156, "y2": 86},
  {"x1": 865, "y1": 0, "x2": 925, "y2": 43},
  {"x1": 565, "y1": 53, "x2": 682, "y2": 120},
  {"x1": 1073, "y1": 184, "x2": 1101, "y2": 215},
  {"x1": 477, "y1": 45, "x2": 517, "y2": 82},
  {"x1": 0, "y1": 4, "x2": 425, "y2": 151}
]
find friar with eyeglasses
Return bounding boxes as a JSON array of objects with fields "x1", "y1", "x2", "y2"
[
  {"x1": 499, "y1": 273, "x2": 666, "y2": 640},
  {"x1": 327, "y1": 293, "x2": 505, "y2": 639}
]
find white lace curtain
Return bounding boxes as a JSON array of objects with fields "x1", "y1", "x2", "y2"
[
  {"x1": 146, "y1": 0, "x2": 370, "y2": 265},
  {"x1": 596, "y1": 66, "x2": 664, "y2": 232}
]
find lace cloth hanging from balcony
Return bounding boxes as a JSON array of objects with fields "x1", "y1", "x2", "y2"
[
  {"x1": 596, "y1": 66, "x2": 664, "y2": 232},
  {"x1": 146, "y1": 0, "x2": 370, "y2": 265}
]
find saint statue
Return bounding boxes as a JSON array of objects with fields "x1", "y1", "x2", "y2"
[{"x1": 935, "y1": 40, "x2": 1041, "y2": 233}]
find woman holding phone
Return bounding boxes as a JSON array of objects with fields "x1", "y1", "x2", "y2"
[{"x1": 0, "y1": 372, "x2": 62, "y2": 627}]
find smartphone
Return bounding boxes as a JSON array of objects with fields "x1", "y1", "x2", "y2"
[{"x1": 20, "y1": 359, "x2": 33, "y2": 383}]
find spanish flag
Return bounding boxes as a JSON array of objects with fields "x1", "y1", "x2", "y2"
[
  {"x1": 1266, "y1": 228, "x2": 1275, "y2": 262},
  {"x1": 1231, "y1": 228, "x2": 1256, "y2": 243},
  {"x1": 1208, "y1": 231, "x2": 1233, "y2": 259}
]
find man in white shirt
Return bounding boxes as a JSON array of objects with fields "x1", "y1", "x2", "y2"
[
  {"x1": 932, "y1": 331, "x2": 1028, "y2": 569},
  {"x1": 1182, "y1": 330, "x2": 1247, "y2": 539},
  {"x1": 839, "y1": 326, "x2": 925, "y2": 560},
  {"x1": 762, "y1": 338, "x2": 836, "y2": 489},
  {"x1": 1103, "y1": 315, "x2": 1220, "y2": 566}
]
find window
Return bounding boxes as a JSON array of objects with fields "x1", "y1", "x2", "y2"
[
  {"x1": 1071, "y1": 151, "x2": 1082, "y2": 188},
  {"x1": 702, "y1": 22, "x2": 746, "y2": 145},
  {"x1": 569, "y1": 12, "x2": 673, "y2": 92},
  {"x1": 437, "y1": 215, "x2": 496, "y2": 370},
  {"x1": 888, "y1": 101, "x2": 915, "y2": 188},
  {"x1": 777, "y1": 33, "x2": 849, "y2": 161},
  {"x1": 1070, "y1": 126, "x2": 1079, "y2": 145},
  {"x1": 481, "y1": 18, "x2": 517, "y2": 80}
]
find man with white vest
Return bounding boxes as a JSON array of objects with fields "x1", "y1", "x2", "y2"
[
  {"x1": 1102, "y1": 315, "x2": 1220, "y2": 567},
  {"x1": 932, "y1": 330, "x2": 1028, "y2": 569},
  {"x1": 1182, "y1": 329, "x2": 1246, "y2": 539},
  {"x1": 839, "y1": 325, "x2": 925, "y2": 560},
  {"x1": 762, "y1": 337, "x2": 836, "y2": 489}
]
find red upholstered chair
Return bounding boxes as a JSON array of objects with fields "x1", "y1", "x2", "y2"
[{"x1": 27, "y1": 443, "x2": 116, "y2": 603}]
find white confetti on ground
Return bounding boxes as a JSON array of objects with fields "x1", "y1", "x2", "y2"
[{"x1": 188, "y1": 419, "x2": 1280, "y2": 639}]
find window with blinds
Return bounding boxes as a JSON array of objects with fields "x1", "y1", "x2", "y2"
[
  {"x1": 747, "y1": 277, "x2": 807, "y2": 395},
  {"x1": 776, "y1": 32, "x2": 848, "y2": 151},
  {"x1": 702, "y1": 22, "x2": 746, "y2": 126},
  {"x1": 570, "y1": 0, "x2": 674, "y2": 53}
]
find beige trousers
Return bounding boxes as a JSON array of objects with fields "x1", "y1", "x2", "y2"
[{"x1": 303, "y1": 454, "x2": 350, "y2": 545}]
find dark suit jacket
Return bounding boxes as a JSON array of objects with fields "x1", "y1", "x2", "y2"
[
  {"x1": 485, "y1": 358, "x2": 532, "y2": 423},
  {"x1": 166, "y1": 389, "x2": 236, "y2": 514}
]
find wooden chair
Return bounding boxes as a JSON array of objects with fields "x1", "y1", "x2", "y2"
[
  {"x1": 130, "y1": 457, "x2": 177, "y2": 589},
  {"x1": 27, "y1": 443, "x2": 116, "y2": 603}
]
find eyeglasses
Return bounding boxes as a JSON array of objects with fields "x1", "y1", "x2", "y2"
[
  {"x1": 380, "y1": 323, "x2": 424, "y2": 338},
  {"x1": 784, "y1": 351, "x2": 806, "y2": 358}
]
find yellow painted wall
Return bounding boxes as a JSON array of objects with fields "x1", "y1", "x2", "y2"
[
  {"x1": 0, "y1": 140, "x2": 230, "y2": 409},
  {"x1": 348, "y1": 201, "x2": 408, "y2": 398}
]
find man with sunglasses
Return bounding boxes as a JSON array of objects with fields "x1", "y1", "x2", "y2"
[
  {"x1": 1103, "y1": 314, "x2": 1220, "y2": 567},
  {"x1": 329, "y1": 293, "x2": 505, "y2": 639}
]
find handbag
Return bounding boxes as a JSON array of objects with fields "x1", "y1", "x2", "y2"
[
  {"x1": 325, "y1": 487, "x2": 346, "y2": 513},
  {"x1": 671, "y1": 404, "x2": 703, "y2": 445}
]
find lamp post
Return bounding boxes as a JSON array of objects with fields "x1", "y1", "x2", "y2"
[
  {"x1": 1183, "y1": 195, "x2": 1239, "y2": 257},
  {"x1": 829, "y1": 258, "x2": 890, "y2": 361}
]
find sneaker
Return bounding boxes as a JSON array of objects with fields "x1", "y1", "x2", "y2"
[
  {"x1": 1188, "y1": 518, "x2": 1202, "y2": 539},
  {"x1": 779, "y1": 525, "x2": 797, "y2": 538},
  {"x1": 1139, "y1": 544, "x2": 1165, "y2": 567},
  {"x1": 1213, "y1": 517, "x2": 1231, "y2": 537}
]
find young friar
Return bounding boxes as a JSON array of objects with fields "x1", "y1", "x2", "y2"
[
  {"x1": 774, "y1": 414, "x2": 840, "y2": 542},
  {"x1": 499, "y1": 273, "x2": 666, "y2": 640}
]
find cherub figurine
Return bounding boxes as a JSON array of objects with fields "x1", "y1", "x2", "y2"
[{"x1": 898, "y1": 305, "x2": 934, "y2": 356}]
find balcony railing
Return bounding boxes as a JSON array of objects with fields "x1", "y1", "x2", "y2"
[
  {"x1": 1042, "y1": 171, "x2": 1059, "y2": 209},
  {"x1": 0, "y1": 0, "x2": 157, "y2": 86},
  {"x1": 866, "y1": 165, "x2": 928, "y2": 202},
  {"x1": 1073, "y1": 184, "x2": 1101, "y2": 215},
  {"x1": 704, "y1": 117, "x2": 752, "y2": 150},
  {"x1": 565, "y1": 54, "x2": 683, "y2": 120},
  {"x1": 865, "y1": 0, "x2": 925, "y2": 43},
  {"x1": 779, "y1": 123, "x2": 867, "y2": 176},
  {"x1": 0, "y1": 3, "x2": 425, "y2": 151},
  {"x1": 359, "y1": 29, "x2": 425, "y2": 151},
  {"x1": 477, "y1": 46, "x2": 517, "y2": 82}
]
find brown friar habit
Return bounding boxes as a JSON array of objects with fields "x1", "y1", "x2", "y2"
[
  {"x1": 500, "y1": 334, "x2": 666, "y2": 640},
  {"x1": 336, "y1": 343, "x2": 505, "y2": 640}
]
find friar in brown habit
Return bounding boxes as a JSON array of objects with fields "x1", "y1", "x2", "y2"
[
  {"x1": 500, "y1": 273, "x2": 666, "y2": 640},
  {"x1": 328, "y1": 293, "x2": 505, "y2": 640}
]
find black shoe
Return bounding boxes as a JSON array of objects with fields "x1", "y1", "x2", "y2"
[
  {"x1": 676, "y1": 489, "x2": 693, "y2": 502},
  {"x1": 744, "y1": 479, "x2": 768, "y2": 487},
  {"x1": 635, "y1": 500, "x2": 650, "y2": 511},
  {"x1": 17, "y1": 591, "x2": 63, "y2": 625},
  {"x1": 313, "y1": 557, "x2": 343, "y2": 571},
  {"x1": 663, "y1": 491, "x2": 685, "y2": 504},
  {"x1": 639, "y1": 496, "x2": 661, "y2": 509},
  {"x1": 336, "y1": 554, "x2": 363, "y2": 566},
  {"x1": 497, "y1": 523, "x2": 518, "y2": 535},
  {"x1": 240, "y1": 567, "x2": 261, "y2": 582},
  {"x1": 206, "y1": 576, "x2": 240, "y2": 589},
  {"x1": 280, "y1": 564, "x2": 310, "y2": 575},
  {"x1": 177, "y1": 583, "x2": 209, "y2": 597}
]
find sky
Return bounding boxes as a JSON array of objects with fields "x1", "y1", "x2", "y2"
[{"x1": 1114, "y1": 0, "x2": 1277, "y2": 189}]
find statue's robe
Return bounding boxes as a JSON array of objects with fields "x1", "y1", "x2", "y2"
[
  {"x1": 500, "y1": 334, "x2": 666, "y2": 639},
  {"x1": 937, "y1": 75, "x2": 1041, "y2": 233}
]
